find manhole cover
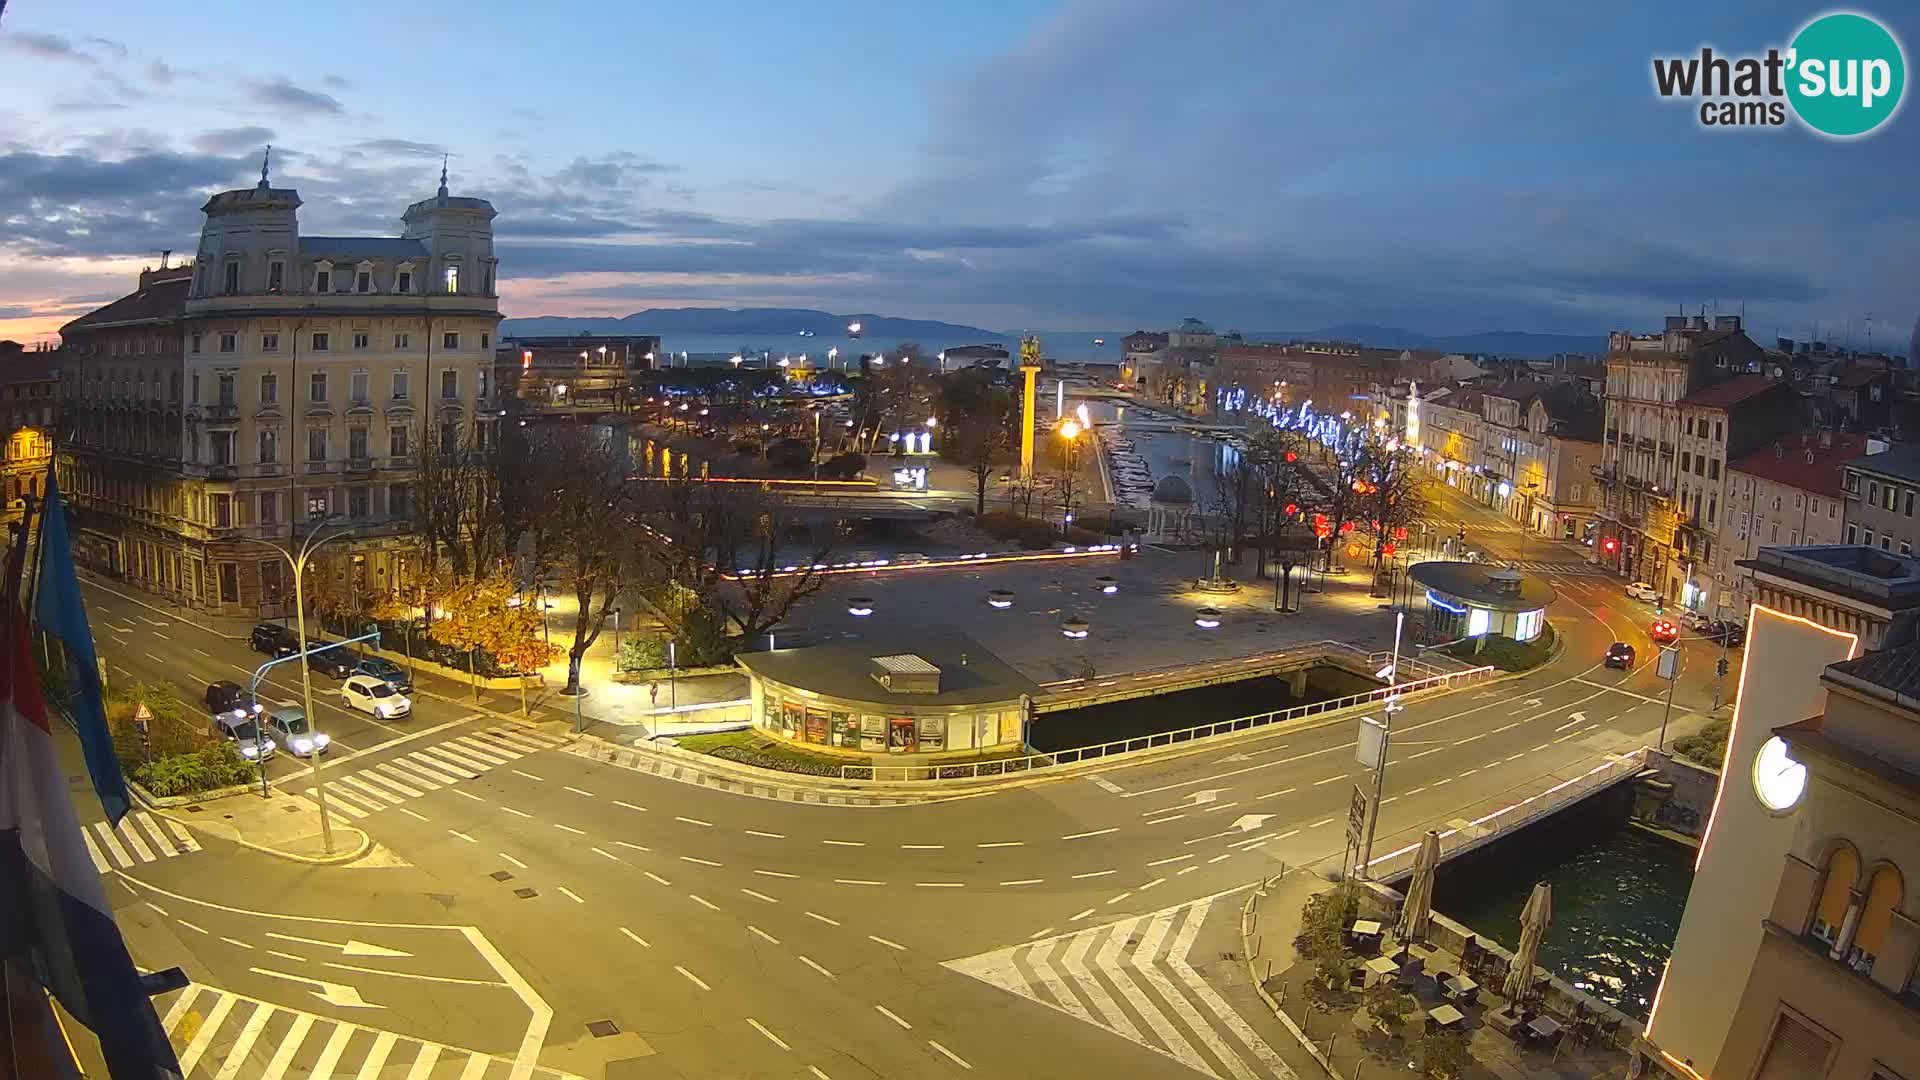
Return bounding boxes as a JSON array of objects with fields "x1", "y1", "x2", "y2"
[
  {"x1": 184, "y1": 805, "x2": 204, "y2": 813},
  {"x1": 586, "y1": 1020, "x2": 620, "y2": 1038},
  {"x1": 491, "y1": 870, "x2": 514, "y2": 882},
  {"x1": 513, "y1": 887, "x2": 538, "y2": 899},
  {"x1": 283, "y1": 804, "x2": 301, "y2": 813}
]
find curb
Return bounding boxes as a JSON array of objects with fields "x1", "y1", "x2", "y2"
[
  {"x1": 1239, "y1": 873, "x2": 1332, "y2": 1079},
  {"x1": 148, "y1": 804, "x2": 376, "y2": 867}
]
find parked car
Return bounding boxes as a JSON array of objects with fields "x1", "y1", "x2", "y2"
[
  {"x1": 1624, "y1": 582, "x2": 1661, "y2": 603},
  {"x1": 266, "y1": 707, "x2": 329, "y2": 758},
  {"x1": 204, "y1": 680, "x2": 250, "y2": 716},
  {"x1": 1604, "y1": 642, "x2": 1636, "y2": 669},
  {"x1": 1707, "y1": 620, "x2": 1746, "y2": 647},
  {"x1": 212, "y1": 708, "x2": 274, "y2": 761},
  {"x1": 304, "y1": 642, "x2": 360, "y2": 679},
  {"x1": 353, "y1": 656, "x2": 412, "y2": 693},
  {"x1": 1649, "y1": 618, "x2": 1680, "y2": 644},
  {"x1": 1680, "y1": 610, "x2": 1715, "y2": 631},
  {"x1": 249, "y1": 622, "x2": 299, "y2": 658},
  {"x1": 340, "y1": 674, "x2": 412, "y2": 719}
]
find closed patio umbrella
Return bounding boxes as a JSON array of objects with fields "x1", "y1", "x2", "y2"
[
  {"x1": 1503, "y1": 881, "x2": 1553, "y2": 1008},
  {"x1": 1396, "y1": 830, "x2": 1441, "y2": 942}
]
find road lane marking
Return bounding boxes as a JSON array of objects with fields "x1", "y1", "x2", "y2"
[
  {"x1": 901, "y1": 844, "x2": 944, "y2": 850},
  {"x1": 798, "y1": 956, "x2": 836, "y2": 979},
  {"x1": 749, "y1": 926, "x2": 780, "y2": 944},
  {"x1": 834, "y1": 878, "x2": 884, "y2": 886},
  {"x1": 754, "y1": 869, "x2": 796, "y2": 878},
  {"x1": 1072, "y1": 869, "x2": 1117, "y2": 879},
  {"x1": 266, "y1": 950, "x2": 306, "y2": 964},
  {"x1": 510, "y1": 768, "x2": 545, "y2": 781},
  {"x1": 178, "y1": 919, "x2": 207, "y2": 934},
  {"x1": 821, "y1": 838, "x2": 864, "y2": 846},
  {"x1": 868, "y1": 935, "x2": 906, "y2": 951},
  {"x1": 498, "y1": 852, "x2": 527, "y2": 869},
  {"x1": 1454, "y1": 734, "x2": 1485, "y2": 745},
  {"x1": 1145, "y1": 814, "x2": 1186, "y2": 825},
  {"x1": 1208, "y1": 853, "x2": 1232, "y2": 863},
  {"x1": 554, "y1": 823, "x2": 586, "y2": 836},
  {"x1": 614, "y1": 800, "x2": 647, "y2": 812},
  {"x1": 1146, "y1": 853, "x2": 1193, "y2": 866},
  {"x1": 681, "y1": 856, "x2": 723, "y2": 867},
  {"x1": 915, "y1": 881, "x2": 964, "y2": 888},
  {"x1": 615, "y1": 840, "x2": 651, "y2": 853},
  {"x1": 563, "y1": 786, "x2": 594, "y2": 797},
  {"x1": 1309, "y1": 818, "x2": 1335, "y2": 827},
  {"x1": 644, "y1": 871, "x2": 671, "y2": 885},
  {"x1": 810, "y1": 1068, "x2": 833, "y2": 1080},
  {"x1": 620, "y1": 927, "x2": 651, "y2": 947},
  {"x1": 675, "y1": 965, "x2": 710, "y2": 991},
  {"x1": 1000, "y1": 879, "x2": 1044, "y2": 886},
  {"x1": 1106, "y1": 891, "x2": 1133, "y2": 905},
  {"x1": 219, "y1": 936, "x2": 253, "y2": 950},
  {"x1": 929, "y1": 1041, "x2": 973, "y2": 1070},
  {"x1": 806, "y1": 911, "x2": 841, "y2": 926},
  {"x1": 1027, "y1": 927, "x2": 1057, "y2": 940},
  {"x1": 977, "y1": 841, "x2": 1023, "y2": 848},
  {"x1": 689, "y1": 894, "x2": 720, "y2": 911},
  {"x1": 748, "y1": 1018, "x2": 791, "y2": 1051},
  {"x1": 1409, "y1": 748, "x2": 1445, "y2": 759},
  {"x1": 676, "y1": 816, "x2": 713, "y2": 827},
  {"x1": 448, "y1": 788, "x2": 484, "y2": 802},
  {"x1": 874, "y1": 1004, "x2": 912, "y2": 1030},
  {"x1": 1404, "y1": 786, "x2": 1428, "y2": 796},
  {"x1": 590, "y1": 848, "x2": 620, "y2": 863},
  {"x1": 1257, "y1": 787, "x2": 1297, "y2": 799},
  {"x1": 144, "y1": 901, "x2": 168, "y2": 917},
  {"x1": 1061, "y1": 827, "x2": 1119, "y2": 840},
  {"x1": 396, "y1": 807, "x2": 428, "y2": 822},
  {"x1": 1312, "y1": 774, "x2": 1344, "y2": 786},
  {"x1": 741, "y1": 889, "x2": 781, "y2": 904},
  {"x1": 745, "y1": 829, "x2": 785, "y2": 839},
  {"x1": 1068, "y1": 908, "x2": 1097, "y2": 921}
]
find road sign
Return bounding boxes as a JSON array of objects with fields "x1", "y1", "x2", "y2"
[
  {"x1": 1657, "y1": 645, "x2": 1680, "y2": 681},
  {"x1": 132, "y1": 702, "x2": 152, "y2": 732},
  {"x1": 1347, "y1": 785, "x2": 1369, "y2": 848},
  {"x1": 1356, "y1": 715, "x2": 1387, "y2": 768}
]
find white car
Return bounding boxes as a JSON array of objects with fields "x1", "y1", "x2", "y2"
[
  {"x1": 1625, "y1": 581, "x2": 1661, "y2": 602},
  {"x1": 267, "y1": 707, "x2": 331, "y2": 758},
  {"x1": 341, "y1": 674, "x2": 412, "y2": 719}
]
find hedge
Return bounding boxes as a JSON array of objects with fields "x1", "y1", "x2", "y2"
[{"x1": 133, "y1": 742, "x2": 258, "y2": 798}]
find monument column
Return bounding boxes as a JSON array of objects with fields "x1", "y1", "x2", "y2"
[{"x1": 1018, "y1": 336, "x2": 1042, "y2": 481}]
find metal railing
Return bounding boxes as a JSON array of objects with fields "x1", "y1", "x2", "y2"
[
  {"x1": 1363, "y1": 749, "x2": 1648, "y2": 882},
  {"x1": 841, "y1": 662, "x2": 1496, "y2": 782},
  {"x1": 1039, "y1": 639, "x2": 1373, "y2": 693}
]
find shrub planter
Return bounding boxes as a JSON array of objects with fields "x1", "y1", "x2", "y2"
[{"x1": 129, "y1": 778, "x2": 258, "y2": 809}]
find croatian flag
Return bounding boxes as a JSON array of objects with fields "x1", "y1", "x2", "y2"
[
  {"x1": 1, "y1": 609, "x2": 183, "y2": 1077},
  {"x1": 33, "y1": 474, "x2": 129, "y2": 826}
]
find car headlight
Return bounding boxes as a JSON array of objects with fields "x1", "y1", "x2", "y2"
[
  {"x1": 375, "y1": 705, "x2": 389, "y2": 717},
  {"x1": 241, "y1": 744, "x2": 259, "y2": 759},
  {"x1": 314, "y1": 733, "x2": 330, "y2": 748},
  {"x1": 263, "y1": 739, "x2": 276, "y2": 753},
  {"x1": 397, "y1": 697, "x2": 411, "y2": 710},
  {"x1": 293, "y1": 738, "x2": 313, "y2": 753}
]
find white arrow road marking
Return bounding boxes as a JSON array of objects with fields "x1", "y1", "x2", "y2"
[
  {"x1": 264, "y1": 932, "x2": 413, "y2": 958},
  {"x1": 249, "y1": 967, "x2": 384, "y2": 1009},
  {"x1": 1188, "y1": 788, "x2": 1226, "y2": 805},
  {"x1": 1228, "y1": 814, "x2": 1273, "y2": 833},
  {"x1": 1555, "y1": 711, "x2": 1588, "y2": 732}
]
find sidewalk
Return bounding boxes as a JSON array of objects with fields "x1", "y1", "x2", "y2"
[{"x1": 1241, "y1": 871, "x2": 1632, "y2": 1079}]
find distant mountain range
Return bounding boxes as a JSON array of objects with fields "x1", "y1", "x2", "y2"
[
  {"x1": 500, "y1": 308, "x2": 1609, "y2": 360},
  {"x1": 501, "y1": 307, "x2": 1002, "y2": 342}
]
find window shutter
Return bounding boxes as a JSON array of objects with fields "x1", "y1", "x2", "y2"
[{"x1": 1753, "y1": 1014, "x2": 1830, "y2": 1080}]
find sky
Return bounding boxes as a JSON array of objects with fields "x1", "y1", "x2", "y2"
[{"x1": 1, "y1": 0, "x2": 1915, "y2": 347}]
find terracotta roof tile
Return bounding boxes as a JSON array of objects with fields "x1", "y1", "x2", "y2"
[
  {"x1": 1677, "y1": 373, "x2": 1780, "y2": 409},
  {"x1": 1729, "y1": 432, "x2": 1868, "y2": 497}
]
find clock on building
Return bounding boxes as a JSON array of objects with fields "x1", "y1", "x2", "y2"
[{"x1": 1752, "y1": 735, "x2": 1808, "y2": 812}]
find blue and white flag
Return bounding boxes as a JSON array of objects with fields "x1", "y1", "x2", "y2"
[{"x1": 32, "y1": 474, "x2": 128, "y2": 825}]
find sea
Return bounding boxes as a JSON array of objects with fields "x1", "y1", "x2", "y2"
[{"x1": 637, "y1": 334, "x2": 1131, "y2": 369}]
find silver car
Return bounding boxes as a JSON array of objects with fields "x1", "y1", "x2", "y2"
[{"x1": 267, "y1": 707, "x2": 331, "y2": 758}]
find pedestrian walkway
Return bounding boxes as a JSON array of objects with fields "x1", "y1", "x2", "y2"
[
  {"x1": 157, "y1": 981, "x2": 582, "y2": 1079},
  {"x1": 947, "y1": 895, "x2": 1292, "y2": 1079},
  {"x1": 79, "y1": 810, "x2": 202, "y2": 873},
  {"x1": 1501, "y1": 560, "x2": 1611, "y2": 579},
  {"x1": 560, "y1": 739, "x2": 923, "y2": 807},
  {"x1": 295, "y1": 726, "x2": 570, "y2": 820}
]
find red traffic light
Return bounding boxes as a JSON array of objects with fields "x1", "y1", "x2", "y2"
[
  {"x1": 1284, "y1": 451, "x2": 1298, "y2": 463},
  {"x1": 1284, "y1": 503, "x2": 1299, "y2": 516},
  {"x1": 1603, "y1": 538, "x2": 1619, "y2": 554}
]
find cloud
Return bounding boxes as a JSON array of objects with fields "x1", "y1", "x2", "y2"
[
  {"x1": 0, "y1": 306, "x2": 38, "y2": 319},
  {"x1": 0, "y1": 150, "x2": 251, "y2": 258},
  {"x1": 146, "y1": 60, "x2": 179, "y2": 84},
  {"x1": 248, "y1": 78, "x2": 346, "y2": 116},
  {"x1": 323, "y1": 74, "x2": 352, "y2": 91},
  {"x1": 352, "y1": 139, "x2": 447, "y2": 158},
  {"x1": 82, "y1": 36, "x2": 129, "y2": 59},
  {"x1": 192, "y1": 127, "x2": 277, "y2": 155},
  {"x1": 5, "y1": 33, "x2": 99, "y2": 65}
]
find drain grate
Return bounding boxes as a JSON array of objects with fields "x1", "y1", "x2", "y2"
[
  {"x1": 513, "y1": 887, "x2": 538, "y2": 899},
  {"x1": 491, "y1": 871, "x2": 514, "y2": 882},
  {"x1": 586, "y1": 1020, "x2": 620, "y2": 1038}
]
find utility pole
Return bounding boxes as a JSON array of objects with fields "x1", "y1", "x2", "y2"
[
  {"x1": 1358, "y1": 611, "x2": 1405, "y2": 880},
  {"x1": 1656, "y1": 644, "x2": 1680, "y2": 750}
]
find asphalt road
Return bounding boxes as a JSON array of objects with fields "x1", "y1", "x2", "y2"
[{"x1": 66, "y1": 489, "x2": 1741, "y2": 1079}]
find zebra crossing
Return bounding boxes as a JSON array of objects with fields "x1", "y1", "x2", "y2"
[
  {"x1": 81, "y1": 810, "x2": 202, "y2": 873},
  {"x1": 158, "y1": 981, "x2": 582, "y2": 1079},
  {"x1": 296, "y1": 725, "x2": 570, "y2": 819},
  {"x1": 1503, "y1": 559, "x2": 1612, "y2": 578},
  {"x1": 946, "y1": 897, "x2": 1292, "y2": 1079}
]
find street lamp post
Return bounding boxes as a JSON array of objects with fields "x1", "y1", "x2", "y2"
[
  {"x1": 235, "y1": 517, "x2": 358, "y2": 855},
  {"x1": 1357, "y1": 610, "x2": 1406, "y2": 881}
]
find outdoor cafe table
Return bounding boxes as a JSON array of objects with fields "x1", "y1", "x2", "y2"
[
  {"x1": 1527, "y1": 1015, "x2": 1564, "y2": 1040},
  {"x1": 1428, "y1": 1004, "x2": 1465, "y2": 1029},
  {"x1": 1364, "y1": 956, "x2": 1400, "y2": 985},
  {"x1": 1350, "y1": 919, "x2": 1383, "y2": 937},
  {"x1": 1443, "y1": 974, "x2": 1479, "y2": 1001}
]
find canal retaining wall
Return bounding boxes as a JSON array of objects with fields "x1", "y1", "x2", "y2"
[{"x1": 1636, "y1": 748, "x2": 1720, "y2": 839}]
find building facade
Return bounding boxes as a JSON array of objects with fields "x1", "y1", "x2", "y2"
[
  {"x1": 1709, "y1": 432, "x2": 1866, "y2": 620},
  {"x1": 497, "y1": 334, "x2": 659, "y2": 417},
  {"x1": 1841, "y1": 444, "x2": 1920, "y2": 557},
  {"x1": 0, "y1": 350, "x2": 61, "y2": 530},
  {"x1": 1595, "y1": 316, "x2": 1765, "y2": 600},
  {"x1": 58, "y1": 167, "x2": 501, "y2": 617},
  {"x1": 1666, "y1": 375, "x2": 1800, "y2": 609}
]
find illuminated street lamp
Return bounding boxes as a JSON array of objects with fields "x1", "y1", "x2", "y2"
[
  {"x1": 987, "y1": 589, "x2": 1015, "y2": 609},
  {"x1": 730, "y1": 355, "x2": 743, "y2": 368},
  {"x1": 847, "y1": 320, "x2": 863, "y2": 338},
  {"x1": 1194, "y1": 607, "x2": 1223, "y2": 629},
  {"x1": 1060, "y1": 615, "x2": 1090, "y2": 639},
  {"x1": 1095, "y1": 575, "x2": 1119, "y2": 595},
  {"x1": 827, "y1": 346, "x2": 839, "y2": 369},
  {"x1": 847, "y1": 596, "x2": 875, "y2": 617}
]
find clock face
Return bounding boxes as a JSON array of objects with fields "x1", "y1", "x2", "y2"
[{"x1": 1753, "y1": 736, "x2": 1807, "y2": 812}]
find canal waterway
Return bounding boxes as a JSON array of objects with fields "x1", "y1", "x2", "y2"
[
  {"x1": 1030, "y1": 663, "x2": 1373, "y2": 752},
  {"x1": 1429, "y1": 789, "x2": 1693, "y2": 1020}
]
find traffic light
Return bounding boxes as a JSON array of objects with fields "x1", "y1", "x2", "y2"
[
  {"x1": 1603, "y1": 538, "x2": 1619, "y2": 555},
  {"x1": 1716, "y1": 657, "x2": 1730, "y2": 678}
]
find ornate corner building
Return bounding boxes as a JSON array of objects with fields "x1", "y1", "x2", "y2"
[{"x1": 56, "y1": 164, "x2": 501, "y2": 618}]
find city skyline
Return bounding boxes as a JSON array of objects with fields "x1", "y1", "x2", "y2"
[{"x1": 1, "y1": 2, "x2": 1915, "y2": 348}]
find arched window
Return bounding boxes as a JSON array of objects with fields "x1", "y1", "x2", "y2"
[
  {"x1": 443, "y1": 261, "x2": 461, "y2": 294},
  {"x1": 1850, "y1": 864, "x2": 1905, "y2": 975},
  {"x1": 1812, "y1": 844, "x2": 1860, "y2": 946}
]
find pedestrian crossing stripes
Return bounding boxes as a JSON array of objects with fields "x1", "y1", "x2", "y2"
[
  {"x1": 298, "y1": 726, "x2": 570, "y2": 818},
  {"x1": 81, "y1": 810, "x2": 202, "y2": 873},
  {"x1": 947, "y1": 897, "x2": 1292, "y2": 1079},
  {"x1": 157, "y1": 982, "x2": 582, "y2": 1079},
  {"x1": 1497, "y1": 559, "x2": 1612, "y2": 578}
]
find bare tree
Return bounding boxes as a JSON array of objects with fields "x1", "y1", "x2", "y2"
[
  {"x1": 938, "y1": 371, "x2": 1013, "y2": 516},
  {"x1": 411, "y1": 418, "x2": 512, "y2": 581},
  {"x1": 691, "y1": 485, "x2": 842, "y2": 643}
]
